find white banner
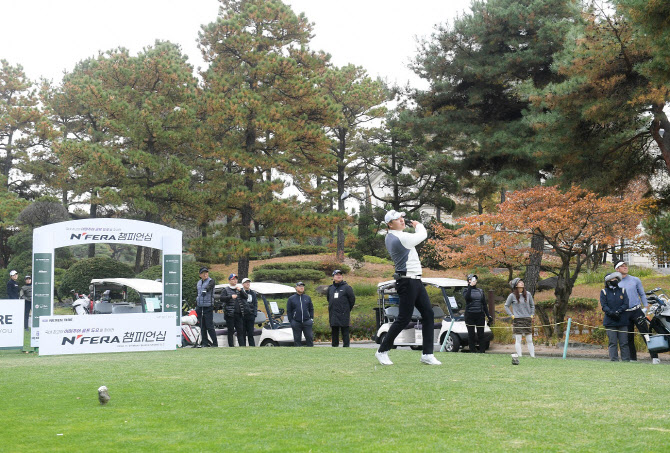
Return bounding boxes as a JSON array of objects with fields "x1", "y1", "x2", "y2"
[
  {"x1": 0, "y1": 300, "x2": 25, "y2": 348},
  {"x1": 39, "y1": 313, "x2": 177, "y2": 356}
]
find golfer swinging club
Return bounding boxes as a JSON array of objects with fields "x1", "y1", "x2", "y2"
[{"x1": 376, "y1": 210, "x2": 441, "y2": 366}]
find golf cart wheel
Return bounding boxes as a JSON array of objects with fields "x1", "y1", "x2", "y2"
[
  {"x1": 441, "y1": 332, "x2": 460, "y2": 352},
  {"x1": 378, "y1": 333, "x2": 397, "y2": 349},
  {"x1": 261, "y1": 339, "x2": 279, "y2": 347},
  {"x1": 410, "y1": 345, "x2": 423, "y2": 350}
]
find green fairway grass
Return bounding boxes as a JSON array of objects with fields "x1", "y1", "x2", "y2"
[{"x1": 1, "y1": 347, "x2": 667, "y2": 452}]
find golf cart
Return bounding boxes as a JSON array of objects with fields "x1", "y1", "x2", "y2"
[
  {"x1": 89, "y1": 278, "x2": 163, "y2": 314},
  {"x1": 212, "y1": 282, "x2": 301, "y2": 346},
  {"x1": 372, "y1": 277, "x2": 493, "y2": 352}
]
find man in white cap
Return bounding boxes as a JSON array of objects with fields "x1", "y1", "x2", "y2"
[
  {"x1": 6, "y1": 270, "x2": 19, "y2": 299},
  {"x1": 375, "y1": 210, "x2": 441, "y2": 366},
  {"x1": 614, "y1": 261, "x2": 660, "y2": 364}
]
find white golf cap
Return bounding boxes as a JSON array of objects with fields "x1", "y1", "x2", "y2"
[
  {"x1": 9, "y1": 270, "x2": 17, "y2": 276},
  {"x1": 384, "y1": 209, "x2": 405, "y2": 224},
  {"x1": 614, "y1": 261, "x2": 626, "y2": 270},
  {"x1": 241, "y1": 278, "x2": 251, "y2": 284}
]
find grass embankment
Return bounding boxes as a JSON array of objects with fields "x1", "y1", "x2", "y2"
[{"x1": 1, "y1": 347, "x2": 668, "y2": 452}]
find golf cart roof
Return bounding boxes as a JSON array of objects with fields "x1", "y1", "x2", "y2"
[
  {"x1": 90, "y1": 278, "x2": 163, "y2": 294},
  {"x1": 215, "y1": 282, "x2": 296, "y2": 296},
  {"x1": 377, "y1": 277, "x2": 469, "y2": 289}
]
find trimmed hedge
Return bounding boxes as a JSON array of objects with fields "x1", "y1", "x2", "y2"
[
  {"x1": 279, "y1": 245, "x2": 328, "y2": 257},
  {"x1": 251, "y1": 268, "x2": 324, "y2": 283},
  {"x1": 59, "y1": 257, "x2": 135, "y2": 299},
  {"x1": 253, "y1": 261, "x2": 351, "y2": 277},
  {"x1": 535, "y1": 297, "x2": 599, "y2": 310}
]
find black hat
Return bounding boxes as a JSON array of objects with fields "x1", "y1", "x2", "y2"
[
  {"x1": 199, "y1": 267, "x2": 209, "y2": 274},
  {"x1": 295, "y1": 281, "x2": 305, "y2": 287},
  {"x1": 332, "y1": 269, "x2": 343, "y2": 276},
  {"x1": 467, "y1": 274, "x2": 478, "y2": 282}
]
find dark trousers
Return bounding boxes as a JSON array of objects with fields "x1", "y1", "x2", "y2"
[
  {"x1": 331, "y1": 326, "x2": 350, "y2": 347},
  {"x1": 195, "y1": 306, "x2": 218, "y2": 347},
  {"x1": 465, "y1": 312, "x2": 486, "y2": 353},
  {"x1": 606, "y1": 328, "x2": 630, "y2": 361},
  {"x1": 224, "y1": 314, "x2": 244, "y2": 347},
  {"x1": 290, "y1": 319, "x2": 314, "y2": 346},
  {"x1": 379, "y1": 278, "x2": 434, "y2": 354},
  {"x1": 24, "y1": 300, "x2": 31, "y2": 330},
  {"x1": 628, "y1": 309, "x2": 658, "y2": 360},
  {"x1": 242, "y1": 315, "x2": 256, "y2": 347}
]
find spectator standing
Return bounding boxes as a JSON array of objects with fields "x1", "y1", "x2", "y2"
[
  {"x1": 240, "y1": 278, "x2": 258, "y2": 347},
  {"x1": 376, "y1": 210, "x2": 441, "y2": 366},
  {"x1": 463, "y1": 274, "x2": 493, "y2": 353},
  {"x1": 327, "y1": 269, "x2": 356, "y2": 347},
  {"x1": 7, "y1": 270, "x2": 19, "y2": 299},
  {"x1": 220, "y1": 273, "x2": 247, "y2": 347},
  {"x1": 504, "y1": 278, "x2": 535, "y2": 358},
  {"x1": 614, "y1": 261, "x2": 660, "y2": 364},
  {"x1": 195, "y1": 267, "x2": 218, "y2": 348},
  {"x1": 286, "y1": 282, "x2": 314, "y2": 346},
  {"x1": 600, "y1": 271, "x2": 630, "y2": 362},
  {"x1": 20, "y1": 275, "x2": 32, "y2": 331}
]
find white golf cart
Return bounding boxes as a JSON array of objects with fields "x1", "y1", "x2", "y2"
[
  {"x1": 373, "y1": 277, "x2": 493, "y2": 352},
  {"x1": 212, "y1": 282, "x2": 302, "y2": 347},
  {"x1": 89, "y1": 278, "x2": 163, "y2": 314}
]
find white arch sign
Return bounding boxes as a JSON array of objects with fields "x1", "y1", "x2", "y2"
[{"x1": 31, "y1": 219, "x2": 182, "y2": 347}]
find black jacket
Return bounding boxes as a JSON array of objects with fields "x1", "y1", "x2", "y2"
[
  {"x1": 287, "y1": 293, "x2": 314, "y2": 323},
  {"x1": 463, "y1": 286, "x2": 490, "y2": 316},
  {"x1": 241, "y1": 290, "x2": 258, "y2": 318},
  {"x1": 6, "y1": 278, "x2": 19, "y2": 299},
  {"x1": 600, "y1": 286, "x2": 629, "y2": 327},
  {"x1": 220, "y1": 285, "x2": 248, "y2": 317},
  {"x1": 327, "y1": 281, "x2": 355, "y2": 327}
]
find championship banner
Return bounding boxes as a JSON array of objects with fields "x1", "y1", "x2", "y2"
[
  {"x1": 0, "y1": 300, "x2": 25, "y2": 349},
  {"x1": 39, "y1": 313, "x2": 177, "y2": 356}
]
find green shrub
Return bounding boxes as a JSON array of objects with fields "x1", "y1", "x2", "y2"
[
  {"x1": 474, "y1": 273, "x2": 511, "y2": 301},
  {"x1": 536, "y1": 297, "x2": 599, "y2": 310},
  {"x1": 6, "y1": 251, "x2": 32, "y2": 279},
  {"x1": 279, "y1": 245, "x2": 328, "y2": 257},
  {"x1": 251, "y1": 268, "x2": 324, "y2": 283},
  {"x1": 347, "y1": 250, "x2": 364, "y2": 261},
  {"x1": 350, "y1": 283, "x2": 378, "y2": 297},
  {"x1": 576, "y1": 265, "x2": 657, "y2": 285},
  {"x1": 59, "y1": 257, "x2": 135, "y2": 299},
  {"x1": 362, "y1": 255, "x2": 391, "y2": 265},
  {"x1": 254, "y1": 261, "x2": 350, "y2": 277},
  {"x1": 312, "y1": 312, "x2": 377, "y2": 341},
  {"x1": 137, "y1": 262, "x2": 213, "y2": 311}
]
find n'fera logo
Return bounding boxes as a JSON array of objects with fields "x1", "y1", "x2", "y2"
[
  {"x1": 62, "y1": 335, "x2": 120, "y2": 345},
  {"x1": 70, "y1": 232, "x2": 117, "y2": 241},
  {"x1": 69, "y1": 232, "x2": 153, "y2": 242}
]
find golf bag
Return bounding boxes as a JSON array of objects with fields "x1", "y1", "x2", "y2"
[
  {"x1": 72, "y1": 292, "x2": 92, "y2": 315},
  {"x1": 181, "y1": 309, "x2": 201, "y2": 347},
  {"x1": 645, "y1": 288, "x2": 670, "y2": 353}
]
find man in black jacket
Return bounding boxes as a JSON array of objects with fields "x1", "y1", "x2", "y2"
[
  {"x1": 240, "y1": 278, "x2": 258, "y2": 346},
  {"x1": 195, "y1": 267, "x2": 218, "y2": 347},
  {"x1": 286, "y1": 282, "x2": 314, "y2": 346},
  {"x1": 220, "y1": 273, "x2": 247, "y2": 347},
  {"x1": 327, "y1": 270, "x2": 355, "y2": 347},
  {"x1": 6, "y1": 270, "x2": 19, "y2": 299}
]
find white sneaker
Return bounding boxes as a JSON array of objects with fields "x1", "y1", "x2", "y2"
[
  {"x1": 653, "y1": 358, "x2": 661, "y2": 365},
  {"x1": 420, "y1": 354, "x2": 442, "y2": 365},
  {"x1": 375, "y1": 350, "x2": 393, "y2": 365}
]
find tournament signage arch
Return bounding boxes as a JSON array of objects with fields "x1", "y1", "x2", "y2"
[{"x1": 31, "y1": 219, "x2": 182, "y2": 347}]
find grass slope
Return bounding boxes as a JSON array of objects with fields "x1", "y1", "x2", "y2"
[{"x1": 1, "y1": 347, "x2": 668, "y2": 452}]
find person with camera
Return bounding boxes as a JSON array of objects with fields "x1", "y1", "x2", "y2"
[
  {"x1": 375, "y1": 210, "x2": 441, "y2": 366},
  {"x1": 600, "y1": 271, "x2": 630, "y2": 362},
  {"x1": 463, "y1": 274, "x2": 493, "y2": 353},
  {"x1": 195, "y1": 267, "x2": 218, "y2": 348},
  {"x1": 220, "y1": 273, "x2": 248, "y2": 347},
  {"x1": 240, "y1": 278, "x2": 258, "y2": 347}
]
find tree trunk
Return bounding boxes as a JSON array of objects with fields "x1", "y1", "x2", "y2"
[
  {"x1": 525, "y1": 233, "x2": 544, "y2": 296},
  {"x1": 134, "y1": 246, "x2": 143, "y2": 274},
  {"x1": 336, "y1": 130, "x2": 346, "y2": 262},
  {"x1": 535, "y1": 304, "x2": 553, "y2": 337},
  {"x1": 88, "y1": 201, "x2": 98, "y2": 258}
]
